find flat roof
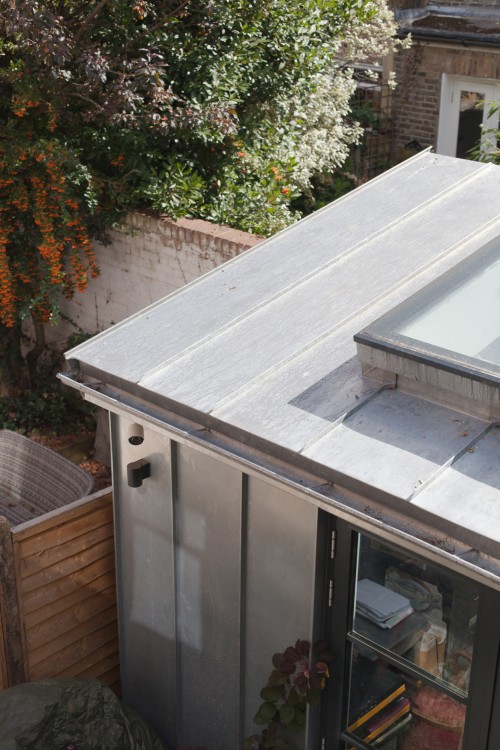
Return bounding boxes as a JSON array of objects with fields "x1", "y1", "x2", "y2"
[
  {"x1": 397, "y1": 5, "x2": 500, "y2": 45},
  {"x1": 64, "y1": 152, "x2": 500, "y2": 570}
]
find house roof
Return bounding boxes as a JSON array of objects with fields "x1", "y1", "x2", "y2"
[
  {"x1": 63, "y1": 152, "x2": 500, "y2": 579},
  {"x1": 397, "y1": 5, "x2": 500, "y2": 45}
]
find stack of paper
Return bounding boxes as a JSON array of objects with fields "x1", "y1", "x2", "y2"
[{"x1": 356, "y1": 579, "x2": 413, "y2": 629}]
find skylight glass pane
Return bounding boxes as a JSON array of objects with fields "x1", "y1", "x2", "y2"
[
  {"x1": 401, "y1": 255, "x2": 500, "y2": 365},
  {"x1": 354, "y1": 236, "x2": 500, "y2": 385}
]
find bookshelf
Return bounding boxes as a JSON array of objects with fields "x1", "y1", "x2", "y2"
[{"x1": 327, "y1": 526, "x2": 498, "y2": 750}]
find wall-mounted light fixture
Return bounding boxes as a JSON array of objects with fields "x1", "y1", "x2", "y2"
[{"x1": 127, "y1": 459, "x2": 151, "y2": 488}]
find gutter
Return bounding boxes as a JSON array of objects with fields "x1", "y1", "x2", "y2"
[
  {"x1": 396, "y1": 5, "x2": 500, "y2": 48},
  {"x1": 398, "y1": 26, "x2": 500, "y2": 48},
  {"x1": 59, "y1": 368, "x2": 500, "y2": 590}
]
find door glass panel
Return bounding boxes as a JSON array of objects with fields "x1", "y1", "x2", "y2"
[
  {"x1": 456, "y1": 90, "x2": 485, "y2": 158},
  {"x1": 351, "y1": 535, "x2": 478, "y2": 695},
  {"x1": 346, "y1": 647, "x2": 466, "y2": 749}
]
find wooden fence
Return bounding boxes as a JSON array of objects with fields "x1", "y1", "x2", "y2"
[{"x1": 0, "y1": 488, "x2": 119, "y2": 693}]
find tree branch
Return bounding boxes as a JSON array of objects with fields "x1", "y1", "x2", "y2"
[
  {"x1": 74, "y1": 0, "x2": 111, "y2": 43},
  {"x1": 67, "y1": 91, "x2": 106, "y2": 113},
  {"x1": 150, "y1": 0, "x2": 193, "y2": 33}
]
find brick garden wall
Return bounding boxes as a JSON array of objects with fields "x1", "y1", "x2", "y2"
[
  {"x1": 48, "y1": 213, "x2": 261, "y2": 347},
  {"x1": 391, "y1": 41, "x2": 500, "y2": 157}
]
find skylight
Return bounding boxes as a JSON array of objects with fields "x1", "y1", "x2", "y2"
[{"x1": 354, "y1": 236, "x2": 500, "y2": 386}]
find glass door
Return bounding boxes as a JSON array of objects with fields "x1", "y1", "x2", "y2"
[
  {"x1": 437, "y1": 75, "x2": 500, "y2": 159},
  {"x1": 341, "y1": 534, "x2": 479, "y2": 750}
]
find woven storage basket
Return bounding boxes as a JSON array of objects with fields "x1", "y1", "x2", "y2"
[{"x1": 0, "y1": 430, "x2": 94, "y2": 525}]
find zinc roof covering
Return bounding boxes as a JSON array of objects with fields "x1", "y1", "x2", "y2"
[{"x1": 65, "y1": 152, "x2": 500, "y2": 560}]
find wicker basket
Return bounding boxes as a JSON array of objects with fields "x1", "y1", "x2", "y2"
[{"x1": 0, "y1": 430, "x2": 94, "y2": 525}]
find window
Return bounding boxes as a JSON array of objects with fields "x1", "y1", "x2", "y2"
[
  {"x1": 345, "y1": 535, "x2": 476, "y2": 748},
  {"x1": 437, "y1": 75, "x2": 500, "y2": 159},
  {"x1": 324, "y1": 523, "x2": 500, "y2": 750},
  {"x1": 354, "y1": 235, "x2": 500, "y2": 389}
]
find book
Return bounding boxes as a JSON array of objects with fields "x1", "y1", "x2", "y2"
[
  {"x1": 359, "y1": 696, "x2": 411, "y2": 743},
  {"x1": 372, "y1": 712, "x2": 412, "y2": 746},
  {"x1": 348, "y1": 655, "x2": 406, "y2": 733}
]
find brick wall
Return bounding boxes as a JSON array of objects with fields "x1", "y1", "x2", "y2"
[
  {"x1": 48, "y1": 213, "x2": 261, "y2": 347},
  {"x1": 391, "y1": 42, "x2": 500, "y2": 157}
]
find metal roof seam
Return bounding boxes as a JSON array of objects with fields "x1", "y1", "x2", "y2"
[
  {"x1": 298, "y1": 381, "x2": 396, "y2": 454},
  {"x1": 69, "y1": 156, "x2": 441, "y2": 365},
  {"x1": 137, "y1": 161, "x2": 492, "y2": 385},
  {"x1": 137, "y1": 219, "x2": 466, "y2": 384},
  {"x1": 406, "y1": 421, "x2": 493, "y2": 503},
  {"x1": 197, "y1": 217, "x2": 500, "y2": 419}
]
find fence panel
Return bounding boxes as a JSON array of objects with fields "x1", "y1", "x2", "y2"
[{"x1": 2, "y1": 489, "x2": 120, "y2": 694}]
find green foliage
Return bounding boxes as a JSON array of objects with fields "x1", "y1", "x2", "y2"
[
  {"x1": 245, "y1": 639, "x2": 332, "y2": 750},
  {"x1": 0, "y1": 0, "x2": 399, "y2": 388},
  {"x1": 201, "y1": 139, "x2": 301, "y2": 236},
  {"x1": 0, "y1": 379, "x2": 96, "y2": 436},
  {"x1": 0, "y1": 0, "x2": 388, "y2": 242},
  {"x1": 470, "y1": 101, "x2": 500, "y2": 163},
  {"x1": 291, "y1": 169, "x2": 357, "y2": 217}
]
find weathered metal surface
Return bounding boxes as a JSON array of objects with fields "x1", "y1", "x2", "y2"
[
  {"x1": 67, "y1": 153, "x2": 488, "y2": 388},
  {"x1": 140, "y1": 161, "x2": 500, "y2": 415},
  {"x1": 411, "y1": 427, "x2": 500, "y2": 556},
  {"x1": 111, "y1": 415, "x2": 176, "y2": 742},
  {"x1": 303, "y1": 388, "x2": 486, "y2": 500},
  {"x1": 175, "y1": 443, "x2": 242, "y2": 750},
  {"x1": 66, "y1": 152, "x2": 500, "y2": 573},
  {"x1": 243, "y1": 477, "x2": 318, "y2": 743},
  {"x1": 110, "y1": 418, "x2": 321, "y2": 748}
]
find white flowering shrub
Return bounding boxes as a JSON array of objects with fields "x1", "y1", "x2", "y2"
[{"x1": 204, "y1": 0, "x2": 408, "y2": 234}]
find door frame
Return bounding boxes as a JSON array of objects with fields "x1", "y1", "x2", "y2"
[{"x1": 437, "y1": 74, "x2": 500, "y2": 158}]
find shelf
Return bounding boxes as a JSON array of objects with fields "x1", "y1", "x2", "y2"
[
  {"x1": 347, "y1": 630, "x2": 468, "y2": 704},
  {"x1": 343, "y1": 648, "x2": 466, "y2": 750},
  {"x1": 340, "y1": 532, "x2": 475, "y2": 750}
]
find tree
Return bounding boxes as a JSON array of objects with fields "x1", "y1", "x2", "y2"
[
  {"x1": 471, "y1": 102, "x2": 500, "y2": 163},
  {"x1": 0, "y1": 0, "x2": 401, "y2": 388}
]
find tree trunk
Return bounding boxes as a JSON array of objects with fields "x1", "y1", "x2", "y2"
[
  {"x1": 25, "y1": 313, "x2": 47, "y2": 383},
  {"x1": 0, "y1": 326, "x2": 30, "y2": 394}
]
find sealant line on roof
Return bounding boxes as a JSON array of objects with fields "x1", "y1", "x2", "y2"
[{"x1": 139, "y1": 162, "x2": 493, "y2": 386}]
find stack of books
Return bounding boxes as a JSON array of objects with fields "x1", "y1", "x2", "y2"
[
  {"x1": 356, "y1": 579, "x2": 414, "y2": 629},
  {"x1": 347, "y1": 655, "x2": 412, "y2": 746}
]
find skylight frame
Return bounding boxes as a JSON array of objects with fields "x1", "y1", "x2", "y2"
[{"x1": 354, "y1": 236, "x2": 500, "y2": 387}]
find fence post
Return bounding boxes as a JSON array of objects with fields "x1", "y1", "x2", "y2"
[{"x1": 0, "y1": 516, "x2": 25, "y2": 687}]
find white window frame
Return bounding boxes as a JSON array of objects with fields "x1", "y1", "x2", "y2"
[{"x1": 437, "y1": 74, "x2": 500, "y2": 158}]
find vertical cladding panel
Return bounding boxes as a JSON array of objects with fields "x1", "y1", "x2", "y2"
[
  {"x1": 176, "y1": 444, "x2": 242, "y2": 750},
  {"x1": 111, "y1": 415, "x2": 176, "y2": 743},
  {"x1": 243, "y1": 478, "x2": 318, "y2": 746}
]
